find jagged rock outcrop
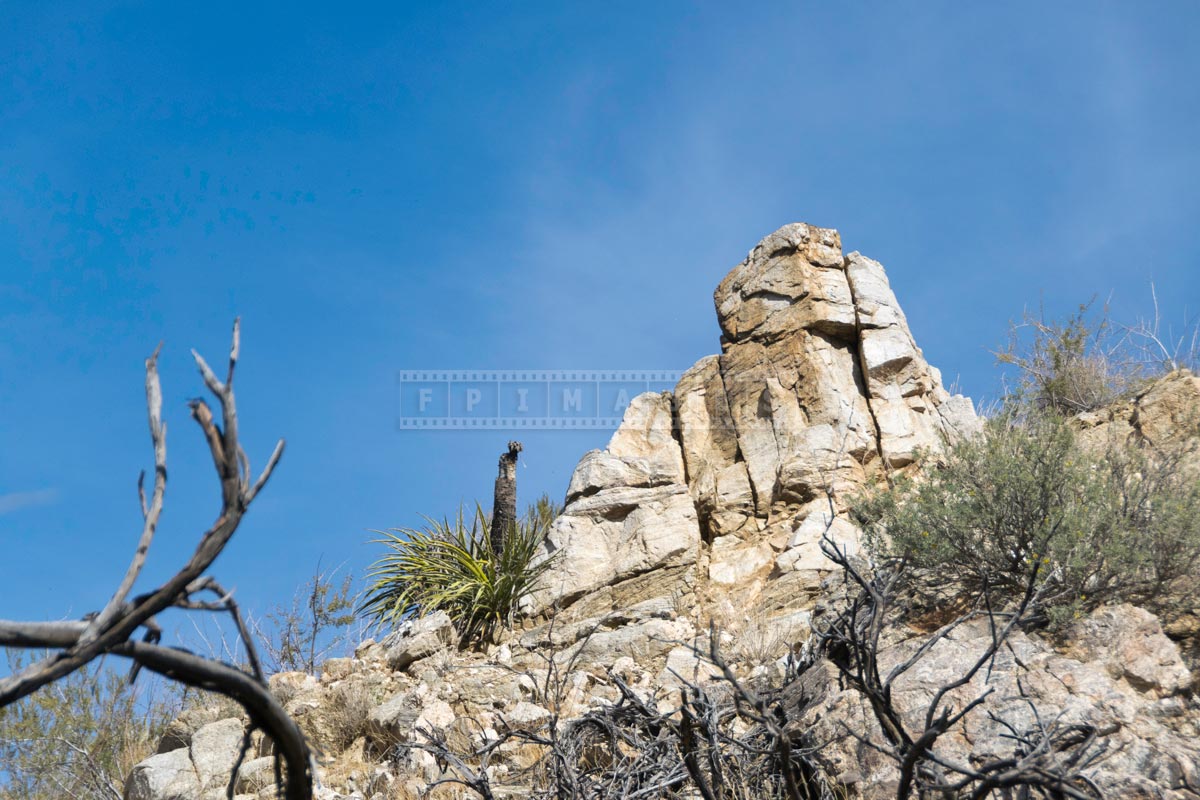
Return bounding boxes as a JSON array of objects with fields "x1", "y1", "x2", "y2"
[{"x1": 529, "y1": 223, "x2": 977, "y2": 620}]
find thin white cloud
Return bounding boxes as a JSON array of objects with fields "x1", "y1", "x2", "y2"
[{"x1": 0, "y1": 488, "x2": 60, "y2": 516}]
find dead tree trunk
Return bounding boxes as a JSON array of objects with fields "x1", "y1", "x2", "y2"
[{"x1": 490, "y1": 441, "x2": 523, "y2": 557}]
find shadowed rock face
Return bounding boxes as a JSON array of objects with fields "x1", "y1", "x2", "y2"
[{"x1": 527, "y1": 223, "x2": 978, "y2": 617}]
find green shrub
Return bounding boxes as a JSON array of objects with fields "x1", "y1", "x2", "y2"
[
  {"x1": 359, "y1": 498, "x2": 558, "y2": 643},
  {"x1": 0, "y1": 653, "x2": 181, "y2": 799},
  {"x1": 995, "y1": 301, "x2": 1139, "y2": 415},
  {"x1": 996, "y1": 295, "x2": 1199, "y2": 416},
  {"x1": 855, "y1": 414, "x2": 1200, "y2": 625},
  {"x1": 254, "y1": 562, "x2": 358, "y2": 674}
]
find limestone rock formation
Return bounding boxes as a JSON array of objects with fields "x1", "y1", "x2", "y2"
[{"x1": 529, "y1": 222, "x2": 977, "y2": 620}]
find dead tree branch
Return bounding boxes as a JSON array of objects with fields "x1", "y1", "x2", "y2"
[
  {"x1": 398, "y1": 610, "x2": 839, "y2": 799},
  {"x1": 0, "y1": 320, "x2": 313, "y2": 800}
]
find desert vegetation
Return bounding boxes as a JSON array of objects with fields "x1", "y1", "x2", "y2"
[
  {"x1": 857, "y1": 300, "x2": 1200, "y2": 627},
  {"x1": 253, "y1": 562, "x2": 360, "y2": 675},
  {"x1": 0, "y1": 654, "x2": 180, "y2": 800},
  {"x1": 359, "y1": 496, "x2": 559, "y2": 646},
  {"x1": 996, "y1": 293, "x2": 1199, "y2": 414},
  {"x1": 855, "y1": 411, "x2": 1200, "y2": 626}
]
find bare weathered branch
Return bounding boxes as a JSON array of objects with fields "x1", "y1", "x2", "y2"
[
  {"x1": 0, "y1": 620, "x2": 89, "y2": 649},
  {"x1": 245, "y1": 439, "x2": 285, "y2": 506},
  {"x1": 227, "y1": 317, "x2": 240, "y2": 387},
  {"x1": 81, "y1": 343, "x2": 169, "y2": 647},
  {"x1": 180, "y1": 576, "x2": 266, "y2": 681},
  {"x1": 0, "y1": 325, "x2": 311, "y2": 799}
]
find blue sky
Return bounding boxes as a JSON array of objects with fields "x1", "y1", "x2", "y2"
[{"x1": 2, "y1": 1, "x2": 1199, "y2": 636}]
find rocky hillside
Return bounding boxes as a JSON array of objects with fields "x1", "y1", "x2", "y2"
[{"x1": 124, "y1": 224, "x2": 1200, "y2": 800}]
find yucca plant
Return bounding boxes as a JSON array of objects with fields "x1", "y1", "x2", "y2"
[{"x1": 360, "y1": 499, "x2": 558, "y2": 644}]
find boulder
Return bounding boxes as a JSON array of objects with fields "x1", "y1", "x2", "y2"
[
  {"x1": 188, "y1": 718, "x2": 246, "y2": 794},
  {"x1": 367, "y1": 691, "x2": 423, "y2": 748},
  {"x1": 526, "y1": 483, "x2": 700, "y2": 612},
  {"x1": 124, "y1": 747, "x2": 201, "y2": 800},
  {"x1": 503, "y1": 700, "x2": 552, "y2": 729},
  {"x1": 155, "y1": 705, "x2": 233, "y2": 755},
  {"x1": 383, "y1": 610, "x2": 456, "y2": 671},
  {"x1": 233, "y1": 756, "x2": 276, "y2": 795},
  {"x1": 267, "y1": 671, "x2": 319, "y2": 706}
]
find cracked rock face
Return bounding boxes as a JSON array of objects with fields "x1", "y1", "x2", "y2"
[
  {"x1": 528, "y1": 223, "x2": 978, "y2": 617},
  {"x1": 1074, "y1": 368, "x2": 1200, "y2": 456}
]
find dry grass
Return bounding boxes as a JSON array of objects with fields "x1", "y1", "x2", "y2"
[
  {"x1": 732, "y1": 610, "x2": 806, "y2": 669},
  {"x1": 324, "y1": 680, "x2": 382, "y2": 754}
]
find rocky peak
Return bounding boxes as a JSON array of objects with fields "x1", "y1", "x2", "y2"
[{"x1": 529, "y1": 222, "x2": 978, "y2": 618}]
